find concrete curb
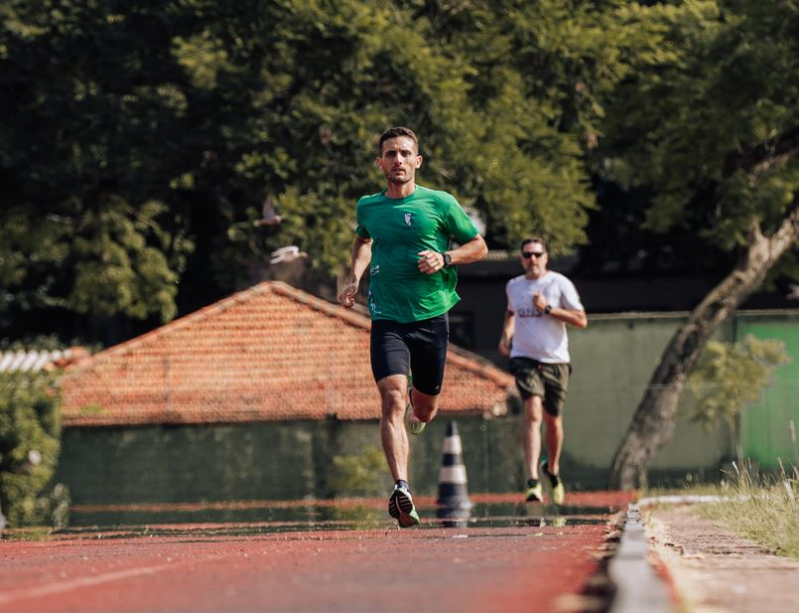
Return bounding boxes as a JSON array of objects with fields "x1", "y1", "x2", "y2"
[
  {"x1": 607, "y1": 494, "x2": 749, "y2": 613},
  {"x1": 607, "y1": 502, "x2": 674, "y2": 613}
]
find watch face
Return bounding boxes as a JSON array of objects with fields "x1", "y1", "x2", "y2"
[{"x1": 443, "y1": 253, "x2": 452, "y2": 266}]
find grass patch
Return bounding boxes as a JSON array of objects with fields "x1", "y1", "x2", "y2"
[
  {"x1": 649, "y1": 461, "x2": 799, "y2": 559},
  {"x1": 697, "y1": 462, "x2": 799, "y2": 558}
]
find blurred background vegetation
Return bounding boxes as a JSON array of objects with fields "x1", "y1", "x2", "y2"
[
  {"x1": 5, "y1": 0, "x2": 797, "y2": 348},
  {"x1": 0, "y1": 371, "x2": 69, "y2": 528}
]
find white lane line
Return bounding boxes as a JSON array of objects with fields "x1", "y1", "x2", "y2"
[{"x1": 0, "y1": 560, "x2": 184, "y2": 606}]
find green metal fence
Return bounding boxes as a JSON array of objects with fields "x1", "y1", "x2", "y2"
[
  {"x1": 52, "y1": 310, "x2": 799, "y2": 518},
  {"x1": 736, "y1": 313, "x2": 799, "y2": 467}
]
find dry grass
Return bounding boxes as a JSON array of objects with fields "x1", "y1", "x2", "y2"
[
  {"x1": 692, "y1": 461, "x2": 799, "y2": 559},
  {"x1": 644, "y1": 458, "x2": 799, "y2": 559}
]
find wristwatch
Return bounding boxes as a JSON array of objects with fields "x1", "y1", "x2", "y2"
[
  {"x1": 441, "y1": 252, "x2": 452, "y2": 267},
  {"x1": 544, "y1": 304, "x2": 553, "y2": 315}
]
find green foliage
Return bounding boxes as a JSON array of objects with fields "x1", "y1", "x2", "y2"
[
  {"x1": 1, "y1": 0, "x2": 196, "y2": 332},
  {"x1": 3, "y1": 1, "x2": 640, "y2": 340},
  {"x1": 601, "y1": 0, "x2": 799, "y2": 249},
  {"x1": 686, "y1": 335, "x2": 792, "y2": 430},
  {"x1": 329, "y1": 445, "x2": 388, "y2": 497},
  {"x1": 0, "y1": 372, "x2": 67, "y2": 527}
]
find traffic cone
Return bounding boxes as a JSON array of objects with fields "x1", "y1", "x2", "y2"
[{"x1": 436, "y1": 421, "x2": 473, "y2": 512}]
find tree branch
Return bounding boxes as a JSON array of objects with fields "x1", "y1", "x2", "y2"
[{"x1": 726, "y1": 125, "x2": 799, "y2": 180}]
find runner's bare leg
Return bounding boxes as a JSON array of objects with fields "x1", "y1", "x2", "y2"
[
  {"x1": 524, "y1": 396, "x2": 544, "y2": 480},
  {"x1": 378, "y1": 374, "x2": 409, "y2": 481}
]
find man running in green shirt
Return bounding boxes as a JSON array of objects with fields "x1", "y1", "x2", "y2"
[{"x1": 339, "y1": 127, "x2": 487, "y2": 527}]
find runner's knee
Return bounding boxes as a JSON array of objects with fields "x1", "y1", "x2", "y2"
[
  {"x1": 524, "y1": 397, "x2": 544, "y2": 423},
  {"x1": 378, "y1": 377, "x2": 407, "y2": 416}
]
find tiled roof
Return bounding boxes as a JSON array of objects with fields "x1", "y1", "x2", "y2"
[{"x1": 60, "y1": 282, "x2": 516, "y2": 427}]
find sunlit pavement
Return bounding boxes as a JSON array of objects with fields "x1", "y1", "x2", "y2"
[{"x1": 0, "y1": 492, "x2": 650, "y2": 613}]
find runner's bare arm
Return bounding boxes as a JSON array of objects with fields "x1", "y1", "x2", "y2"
[
  {"x1": 498, "y1": 309, "x2": 515, "y2": 356},
  {"x1": 553, "y1": 308, "x2": 587, "y2": 328},
  {"x1": 338, "y1": 235, "x2": 372, "y2": 308},
  {"x1": 533, "y1": 292, "x2": 588, "y2": 329},
  {"x1": 417, "y1": 234, "x2": 488, "y2": 274}
]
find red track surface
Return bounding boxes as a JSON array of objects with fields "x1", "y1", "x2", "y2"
[{"x1": 0, "y1": 492, "x2": 633, "y2": 613}]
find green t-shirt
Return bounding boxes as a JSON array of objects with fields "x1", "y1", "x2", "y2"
[{"x1": 355, "y1": 185, "x2": 479, "y2": 323}]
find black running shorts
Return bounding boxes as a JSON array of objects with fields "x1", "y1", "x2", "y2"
[{"x1": 370, "y1": 314, "x2": 449, "y2": 396}]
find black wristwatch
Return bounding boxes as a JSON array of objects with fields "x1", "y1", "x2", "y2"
[
  {"x1": 544, "y1": 304, "x2": 553, "y2": 315},
  {"x1": 441, "y1": 252, "x2": 452, "y2": 267}
]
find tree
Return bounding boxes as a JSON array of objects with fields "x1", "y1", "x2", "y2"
[
  {"x1": 3, "y1": 1, "x2": 627, "y2": 344},
  {"x1": 0, "y1": 371, "x2": 65, "y2": 527},
  {"x1": 0, "y1": 1, "x2": 199, "y2": 341},
  {"x1": 603, "y1": 0, "x2": 799, "y2": 488},
  {"x1": 188, "y1": 0, "x2": 614, "y2": 277},
  {"x1": 685, "y1": 335, "x2": 791, "y2": 465}
]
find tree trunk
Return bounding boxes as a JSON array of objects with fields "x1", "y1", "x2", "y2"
[{"x1": 609, "y1": 212, "x2": 799, "y2": 490}]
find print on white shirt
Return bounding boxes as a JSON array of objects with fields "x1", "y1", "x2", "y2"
[{"x1": 506, "y1": 271, "x2": 584, "y2": 364}]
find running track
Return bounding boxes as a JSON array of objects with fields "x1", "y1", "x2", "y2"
[{"x1": 0, "y1": 492, "x2": 632, "y2": 613}]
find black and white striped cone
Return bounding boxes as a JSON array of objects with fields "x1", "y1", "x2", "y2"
[{"x1": 436, "y1": 421, "x2": 473, "y2": 514}]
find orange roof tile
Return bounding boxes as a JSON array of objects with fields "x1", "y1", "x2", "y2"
[{"x1": 60, "y1": 282, "x2": 516, "y2": 427}]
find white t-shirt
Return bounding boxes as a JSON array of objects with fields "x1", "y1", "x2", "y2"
[{"x1": 505, "y1": 271, "x2": 584, "y2": 363}]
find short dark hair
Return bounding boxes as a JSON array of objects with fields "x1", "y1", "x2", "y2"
[
  {"x1": 379, "y1": 127, "x2": 419, "y2": 155},
  {"x1": 520, "y1": 237, "x2": 547, "y2": 252}
]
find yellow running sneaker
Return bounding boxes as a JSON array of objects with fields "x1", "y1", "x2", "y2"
[{"x1": 542, "y1": 461, "x2": 565, "y2": 505}]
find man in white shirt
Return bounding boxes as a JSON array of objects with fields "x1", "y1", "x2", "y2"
[{"x1": 498, "y1": 237, "x2": 587, "y2": 504}]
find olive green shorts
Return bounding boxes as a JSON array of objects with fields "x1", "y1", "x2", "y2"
[{"x1": 509, "y1": 357, "x2": 571, "y2": 417}]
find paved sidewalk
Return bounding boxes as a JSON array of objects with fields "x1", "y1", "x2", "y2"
[{"x1": 644, "y1": 504, "x2": 799, "y2": 613}]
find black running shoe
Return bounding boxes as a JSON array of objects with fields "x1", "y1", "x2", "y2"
[{"x1": 388, "y1": 484, "x2": 421, "y2": 528}]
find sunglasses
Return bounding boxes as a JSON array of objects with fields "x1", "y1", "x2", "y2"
[{"x1": 522, "y1": 251, "x2": 546, "y2": 259}]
